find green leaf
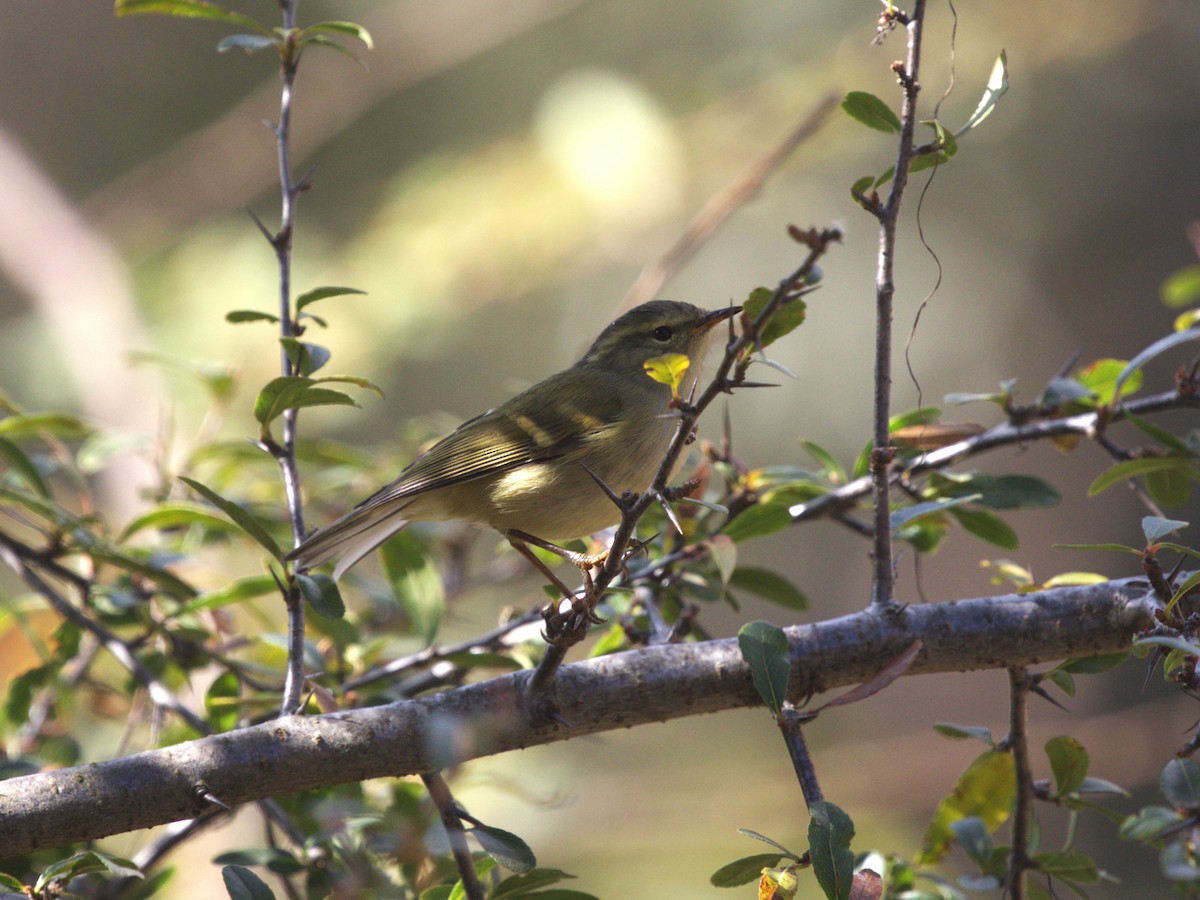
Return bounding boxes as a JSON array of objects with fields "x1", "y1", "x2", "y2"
[
  {"x1": 1088, "y1": 457, "x2": 1200, "y2": 497},
  {"x1": 1042, "y1": 571, "x2": 1110, "y2": 588},
  {"x1": 918, "y1": 750, "x2": 1016, "y2": 865},
  {"x1": 1076, "y1": 358, "x2": 1142, "y2": 405},
  {"x1": 0, "y1": 437, "x2": 50, "y2": 496},
  {"x1": 1168, "y1": 572, "x2": 1200, "y2": 615},
  {"x1": 253, "y1": 376, "x2": 359, "y2": 429},
  {"x1": 1175, "y1": 309, "x2": 1200, "y2": 332},
  {"x1": 909, "y1": 121, "x2": 958, "y2": 174},
  {"x1": 1147, "y1": 465, "x2": 1194, "y2": 507},
  {"x1": 272, "y1": 386, "x2": 355, "y2": 419},
  {"x1": 729, "y1": 566, "x2": 808, "y2": 611},
  {"x1": 280, "y1": 338, "x2": 331, "y2": 377},
  {"x1": 205, "y1": 670, "x2": 241, "y2": 733},
  {"x1": 1162, "y1": 264, "x2": 1200, "y2": 308},
  {"x1": 933, "y1": 473, "x2": 1061, "y2": 510},
  {"x1": 300, "y1": 34, "x2": 371, "y2": 66},
  {"x1": 1076, "y1": 776, "x2": 1130, "y2": 797},
  {"x1": 313, "y1": 374, "x2": 384, "y2": 397},
  {"x1": 226, "y1": 310, "x2": 280, "y2": 325},
  {"x1": 852, "y1": 439, "x2": 872, "y2": 480},
  {"x1": 380, "y1": 531, "x2": 444, "y2": 644},
  {"x1": 955, "y1": 50, "x2": 1009, "y2": 137},
  {"x1": 183, "y1": 574, "x2": 278, "y2": 613},
  {"x1": 850, "y1": 175, "x2": 875, "y2": 203},
  {"x1": 949, "y1": 817, "x2": 993, "y2": 868},
  {"x1": 214, "y1": 849, "x2": 305, "y2": 876},
  {"x1": 945, "y1": 382, "x2": 1015, "y2": 407},
  {"x1": 297, "y1": 572, "x2": 345, "y2": 620},
  {"x1": 88, "y1": 546, "x2": 198, "y2": 600},
  {"x1": 1031, "y1": 850, "x2": 1101, "y2": 883},
  {"x1": 587, "y1": 622, "x2": 629, "y2": 658},
  {"x1": 217, "y1": 33, "x2": 278, "y2": 53},
  {"x1": 1115, "y1": 330, "x2": 1200, "y2": 400},
  {"x1": 708, "y1": 535, "x2": 737, "y2": 586},
  {"x1": 895, "y1": 514, "x2": 948, "y2": 554},
  {"x1": 1037, "y1": 376, "x2": 1093, "y2": 409},
  {"x1": 6, "y1": 664, "x2": 53, "y2": 725},
  {"x1": 949, "y1": 507, "x2": 1018, "y2": 550},
  {"x1": 933, "y1": 723, "x2": 995, "y2": 745},
  {"x1": 470, "y1": 824, "x2": 536, "y2": 873},
  {"x1": 709, "y1": 853, "x2": 788, "y2": 887},
  {"x1": 179, "y1": 476, "x2": 283, "y2": 561},
  {"x1": 114, "y1": 0, "x2": 269, "y2": 33},
  {"x1": 1120, "y1": 805, "x2": 1182, "y2": 842},
  {"x1": 36, "y1": 851, "x2": 142, "y2": 892},
  {"x1": 742, "y1": 286, "x2": 807, "y2": 349},
  {"x1": 0, "y1": 484, "x2": 76, "y2": 529},
  {"x1": 1044, "y1": 659, "x2": 1109, "y2": 695},
  {"x1": 253, "y1": 376, "x2": 314, "y2": 425},
  {"x1": 808, "y1": 801, "x2": 856, "y2": 900},
  {"x1": 1161, "y1": 758, "x2": 1200, "y2": 808},
  {"x1": 492, "y1": 869, "x2": 578, "y2": 898},
  {"x1": 299, "y1": 20, "x2": 374, "y2": 50},
  {"x1": 737, "y1": 621, "x2": 790, "y2": 717},
  {"x1": 889, "y1": 406, "x2": 941, "y2": 432},
  {"x1": 1143, "y1": 516, "x2": 1188, "y2": 544},
  {"x1": 221, "y1": 864, "x2": 275, "y2": 900},
  {"x1": 842, "y1": 91, "x2": 901, "y2": 133},
  {"x1": 891, "y1": 494, "x2": 981, "y2": 532},
  {"x1": 1124, "y1": 409, "x2": 1195, "y2": 456},
  {"x1": 1158, "y1": 543, "x2": 1200, "y2": 561},
  {"x1": 87, "y1": 850, "x2": 144, "y2": 879},
  {"x1": 1053, "y1": 541, "x2": 1140, "y2": 554},
  {"x1": 1055, "y1": 653, "x2": 1127, "y2": 675},
  {"x1": 0, "y1": 412, "x2": 91, "y2": 440},
  {"x1": 1046, "y1": 736, "x2": 1089, "y2": 798},
  {"x1": 121, "y1": 501, "x2": 242, "y2": 539},
  {"x1": 1133, "y1": 635, "x2": 1200, "y2": 658},
  {"x1": 801, "y1": 441, "x2": 846, "y2": 483},
  {"x1": 723, "y1": 503, "x2": 792, "y2": 543},
  {"x1": 295, "y1": 285, "x2": 367, "y2": 312}
]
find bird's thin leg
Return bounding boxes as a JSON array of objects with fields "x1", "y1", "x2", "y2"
[
  {"x1": 505, "y1": 532, "x2": 607, "y2": 642},
  {"x1": 506, "y1": 536, "x2": 580, "y2": 601},
  {"x1": 506, "y1": 529, "x2": 608, "y2": 570}
]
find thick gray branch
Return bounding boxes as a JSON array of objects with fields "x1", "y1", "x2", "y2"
[{"x1": 0, "y1": 576, "x2": 1156, "y2": 858}]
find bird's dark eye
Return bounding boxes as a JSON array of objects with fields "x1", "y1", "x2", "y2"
[{"x1": 652, "y1": 325, "x2": 673, "y2": 341}]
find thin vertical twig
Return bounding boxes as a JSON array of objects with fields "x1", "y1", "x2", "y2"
[
  {"x1": 870, "y1": 0, "x2": 927, "y2": 608},
  {"x1": 1006, "y1": 666, "x2": 1033, "y2": 899},
  {"x1": 422, "y1": 772, "x2": 485, "y2": 900},
  {"x1": 271, "y1": 0, "x2": 308, "y2": 716},
  {"x1": 779, "y1": 708, "x2": 824, "y2": 807}
]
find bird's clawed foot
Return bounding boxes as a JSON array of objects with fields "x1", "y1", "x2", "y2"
[{"x1": 506, "y1": 530, "x2": 610, "y2": 643}]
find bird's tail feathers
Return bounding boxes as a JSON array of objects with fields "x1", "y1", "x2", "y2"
[{"x1": 288, "y1": 503, "x2": 411, "y2": 581}]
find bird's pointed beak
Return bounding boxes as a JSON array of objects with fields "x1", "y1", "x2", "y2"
[{"x1": 696, "y1": 305, "x2": 741, "y2": 333}]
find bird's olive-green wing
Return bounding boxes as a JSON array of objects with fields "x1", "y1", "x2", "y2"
[{"x1": 350, "y1": 367, "x2": 626, "y2": 514}]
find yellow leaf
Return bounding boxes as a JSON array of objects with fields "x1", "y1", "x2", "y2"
[
  {"x1": 643, "y1": 352, "x2": 691, "y2": 400},
  {"x1": 918, "y1": 749, "x2": 1015, "y2": 865}
]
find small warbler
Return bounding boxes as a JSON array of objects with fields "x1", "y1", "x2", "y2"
[{"x1": 289, "y1": 300, "x2": 740, "y2": 580}]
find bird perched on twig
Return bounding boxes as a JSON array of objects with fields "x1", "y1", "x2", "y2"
[{"x1": 288, "y1": 300, "x2": 740, "y2": 582}]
